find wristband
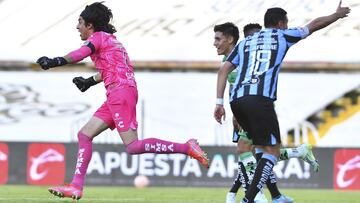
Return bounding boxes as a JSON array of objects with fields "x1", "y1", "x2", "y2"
[
  {"x1": 86, "y1": 76, "x2": 99, "y2": 86},
  {"x1": 216, "y1": 98, "x2": 224, "y2": 105},
  {"x1": 92, "y1": 75, "x2": 98, "y2": 84},
  {"x1": 54, "y1": 57, "x2": 68, "y2": 66}
]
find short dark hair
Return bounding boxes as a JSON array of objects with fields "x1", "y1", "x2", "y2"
[
  {"x1": 213, "y1": 22, "x2": 239, "y2": 45},
  {"x1": 243, "y1": 23, "x2": 262, "y2": 37},
  {"x1": 264, "y1": 7, "x2": 287, "y2": 27},
  {"x1": 80, "y1": 1, "x2": 117, "y2": 34}
]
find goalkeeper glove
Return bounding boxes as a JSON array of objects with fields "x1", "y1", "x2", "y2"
[
  {"x1": 36, "y1": 56, "x2": 67, "y2": 70},
  {"x1": 73, "y1": 76, "x2": 98, "y2": 92}
]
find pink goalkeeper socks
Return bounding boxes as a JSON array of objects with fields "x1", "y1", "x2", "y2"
[
  {"x1": 70, "y1": 136, "x2": 190, "y2": 189},
  {"x1": 71, "y1": 132, "x2": 93, "y2": 190},
  {"x1": 125, "y1": 138, "x2": 189, "y2": 155}
]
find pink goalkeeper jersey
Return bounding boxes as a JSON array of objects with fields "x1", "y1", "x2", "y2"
[{"x1": 86, "y1": 32, "x2": 136, "y2": 91}]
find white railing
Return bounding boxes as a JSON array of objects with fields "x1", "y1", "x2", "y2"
[{"x1": 291, "y1": 121, "x2": 321, "y2": 146}]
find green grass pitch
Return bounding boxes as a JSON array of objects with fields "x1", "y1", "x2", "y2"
[{"x1": 0, "y1": 185, "x2": 359, "y2": 203}]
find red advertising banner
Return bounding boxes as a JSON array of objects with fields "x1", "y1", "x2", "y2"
[
  {"x1": 0, "y1": 143, "x2": 9, "y2": 184},
  {"x1": 334, "y1": 149, "x2": 360, "y2": 190},
  {"x1": 0, "y1": 142, "x2": 346, "y2": 189},
  {"x1": 26, "y1": 143, "x2": 66, "y2": 185}
]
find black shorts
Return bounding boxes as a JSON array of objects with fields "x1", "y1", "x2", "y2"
[{"x1": 230, "y1": 95, "x2": 281, "y2": 146}]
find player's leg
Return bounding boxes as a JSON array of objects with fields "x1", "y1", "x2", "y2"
[
  {"x1": 49, "y1": 114, "x2": 110, "y2": 200},
  {"x1": 227, "y1": 117, "x2": 249, "y2": 202},
  {"x1": 239, "y1": 138, "x2": 269, "y2": 203},
  {"x1": 70, "y1": 116, "x2": 109, "y2": 188},
  {"x1": 227, "y1": 130, "x2": 253, "y2": 203},
  {"x1": 232, "y1": 96, "x2": 281, "y2": 203},
  {"x1": 241, "y1": 144, "x2": 279, "y2": 203},
  {"x1": 237, "y1": 133, "x2": 256, "y2": 191},
  {"x1": 280, "y1": 145, "x2": 319, "y2": 172},
  {"x1": 255, "y1": 149, "x2": 293, "y2": 203},
  {"x1": 113, "y1": 87, "x2": 209, "y2": 168},
  {"x1": 118, "y1": 128, "x2": 209, "y2": 168},
  {"x1": 228, "y1": 132, "x2": 268, "y2": 203}
]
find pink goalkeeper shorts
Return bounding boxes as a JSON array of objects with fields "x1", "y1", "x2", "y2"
[{"x1": 94, "y1": 86, "x2": 138, "y2": 132}]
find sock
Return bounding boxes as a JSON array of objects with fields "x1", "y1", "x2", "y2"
[
  {"x1": 243, "y1": 153, "x2": 277, "y2": 202},
  {"x1": 267, "y1": 171, "x2": 281, "y2": 199},
  {"x1": 125, "y1": 138, "x2": 189, "y2": 154},
  {"x1": 255, "y1": 150, "x2": 281, "y2": 199},
  {"x1": 279, "y1": 147, "x2": 301, "y2": 161},
  {"x1": 71, "y1": 132, "x2": 93, "y2": 190},
  {"x1": 239, "y1": 152, "x2": 257, "y2": 191},
  {"x1": 229, "y1": 160, "x2": 248, "y2": 193},
  {"x1": 239, "y1": 160, "x2": 250, "y2": 191}
]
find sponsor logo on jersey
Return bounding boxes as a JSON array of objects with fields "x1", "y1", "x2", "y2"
[
  {"x1": 334, "y1": 149, "x2": 360, "y2": 190},
  {"x1": 0, "y1": 143, "x2": 9, "y2": 184},
  {"x1": 114, "y1": 112, "x2": 125, "y2": 128},
  {"x1": 27, "y1": 143, "x2": 65, "y2": 185}
]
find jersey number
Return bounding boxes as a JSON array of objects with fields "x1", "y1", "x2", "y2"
[
  {"x1": 250, "y1": 50, "x2": 271, "y2": 75},
  {"x1": 243, "y1": 50, "x2": 271, "y2": 84}
]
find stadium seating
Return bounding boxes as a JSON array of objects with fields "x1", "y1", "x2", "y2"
[{"x1": 0, "y1": 0, "x2": 359, "y2": 63}]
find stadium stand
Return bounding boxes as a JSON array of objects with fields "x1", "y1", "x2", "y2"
[
  {"x1": 0, "y1": 0, "x2": 359, "y2": 66},
  {"x1": 286, "y1": 86, "x2": 360, "y2": 146}
]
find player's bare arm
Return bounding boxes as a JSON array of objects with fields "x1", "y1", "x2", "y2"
[
  {"x1": 214, "y1": 61, "x2": 235, "y2": 124},
  {"x1": 306, "y1": 0, "x2": 350, "y2": 34},
  {"x1": 63, "y1": 55, "x2": 73, "y2": 63}
]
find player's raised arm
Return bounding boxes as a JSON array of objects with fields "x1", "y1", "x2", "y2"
[
  {"x1": 306, "y1": 0, "x2": 350, "y2": 35},
  {"x1": 36, "y1": 42, "x2": 95, "y2": 70}
]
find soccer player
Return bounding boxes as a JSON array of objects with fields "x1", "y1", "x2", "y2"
[
  {"x1": 214, "y1": 22, "x2": 267, "y2": 203},
  {"x1": 36, "y1": 2, "x2": 209, "y2": 200},
  {"x1": 214, "y1": 2, "x2": 350, "y2": 203},
  {"x1": 214, "y1": 23, "x2": 319, "y2": 203}
]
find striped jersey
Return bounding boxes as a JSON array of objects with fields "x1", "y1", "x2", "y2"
[{"x1": 227, "y1": 27, "x2": 309, "y2": 102}]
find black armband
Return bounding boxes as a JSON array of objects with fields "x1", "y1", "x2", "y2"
[{"x1": 85, "y1": 42, "x2": 96, "y2": 54}]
